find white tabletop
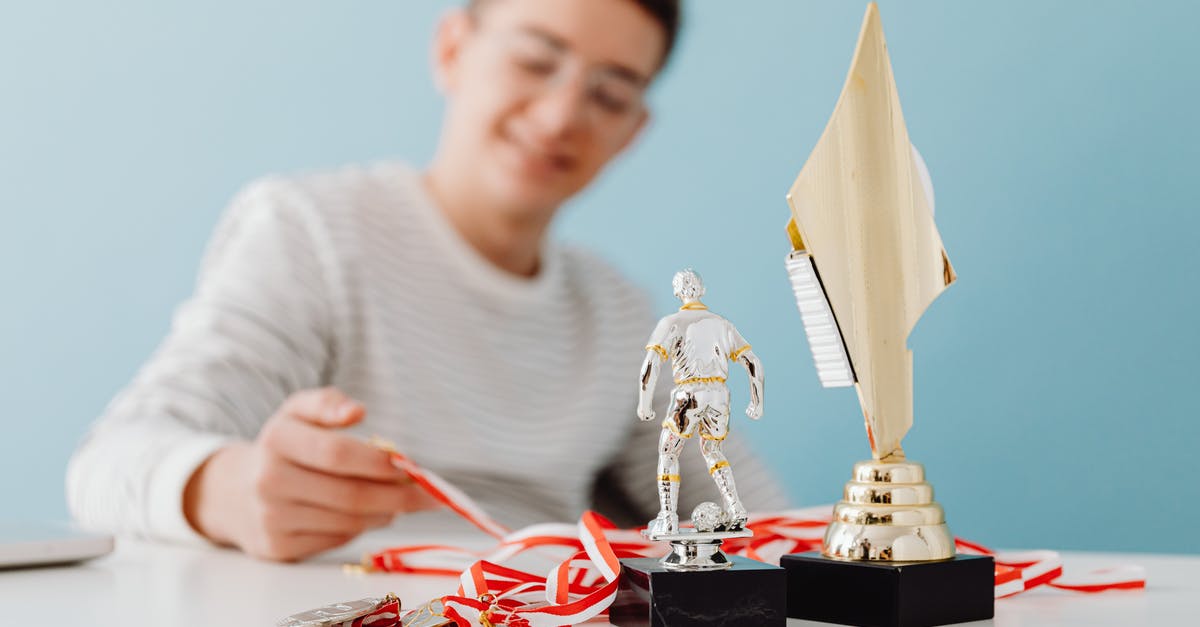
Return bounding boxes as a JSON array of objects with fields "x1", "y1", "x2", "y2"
[{"x1": 0, "y1": 519, "x2": 1192, "y2": 626}]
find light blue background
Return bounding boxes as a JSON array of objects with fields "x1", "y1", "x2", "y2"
[{"x1": 2, "y1": 1, "x2": 1196, "y2": 554}]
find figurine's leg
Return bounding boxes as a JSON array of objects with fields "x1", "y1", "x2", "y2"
[
  {"x1": 649, "y1": 428, "x2": 686, "y2": 534},
  {"x1": 700, "y1": 403, "x2": 747, "y2": 529},
  {"x1": 701, "y1": 438, "x2": 747, "y2": 529}
]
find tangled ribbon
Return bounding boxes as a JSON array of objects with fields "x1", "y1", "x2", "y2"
[{"x1": 357, "y1": 450, "x2": 1144, "y2": 626}]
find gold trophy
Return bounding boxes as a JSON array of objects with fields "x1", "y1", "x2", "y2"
[{"x1": 778, "y1": 4, "x2": 993, "y2": 626}]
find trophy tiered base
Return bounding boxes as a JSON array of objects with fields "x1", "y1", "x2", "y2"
[
  {"x1": 782, "y1": 460, "x2": 994, "y2": 627},
  {"x1": 611, "y1": 528, "x2": 786, "y2": 626}
]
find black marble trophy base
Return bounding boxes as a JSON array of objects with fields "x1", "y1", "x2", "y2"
[
  {"x1": 611, "y1": 555, "x2": 787, "y2": 626},
  {"x1": 780, "y1": 552, "x2": 994, "y2": 627}
]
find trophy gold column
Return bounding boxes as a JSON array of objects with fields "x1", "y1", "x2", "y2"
[{"x1": 779, "y1": 4, "x2": 992, "y2": 626}]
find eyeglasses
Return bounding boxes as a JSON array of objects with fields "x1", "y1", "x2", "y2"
[{"x1": 479, "y1": 26, "x2": 650, "y2": 128}]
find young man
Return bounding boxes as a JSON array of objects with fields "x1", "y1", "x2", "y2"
[{"x1": 68, "y1": 0, "x2": 786, "y2": 562}]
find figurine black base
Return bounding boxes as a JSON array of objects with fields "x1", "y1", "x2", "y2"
[
  {"x1": 780, "y1": 552, "x2": 994, "y2": 627},
  {"x1": 611, "y1": 555, "x2": 787, "y2": 626}
]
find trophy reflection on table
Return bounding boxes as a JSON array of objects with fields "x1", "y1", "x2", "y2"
[{"x1": 778, "y1": 4, "x2": 993, "y2": 627}]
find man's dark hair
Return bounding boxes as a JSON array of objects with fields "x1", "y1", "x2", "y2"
[{"x1": 467, "y1": 0, "x2": 682, "y2": 69}]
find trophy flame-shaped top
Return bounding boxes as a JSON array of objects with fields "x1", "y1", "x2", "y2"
[{"x1": 785, "y1": 2, "x2": 956, "y2": 461}]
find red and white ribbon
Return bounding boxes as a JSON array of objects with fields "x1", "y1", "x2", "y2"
[
  {"x1": 368, "y1": 451, "x2": 1144, "y2": 625},
  {"x1": 956, "y1": 544, "x2": 1146, "y2": 598},
  {"x1": 431, "y1": 514, "x2": 630, "y2": 626}
]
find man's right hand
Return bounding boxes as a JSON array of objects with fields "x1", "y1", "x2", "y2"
[{"x1": 183, "y1": 387, "x2": 437, "y2": 561}]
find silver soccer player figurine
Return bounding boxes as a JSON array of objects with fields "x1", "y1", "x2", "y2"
[{"x1": 638, "y1": 269, "x2": 764, "y2": 540}]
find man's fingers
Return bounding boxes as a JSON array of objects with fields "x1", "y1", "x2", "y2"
[
  {"x1": 281, "y1": 387, "x2": 365, "y2": 428},
  {"x1": 262, "y1": 499, "x2": 393, "y2": 536},
  {"x1": 404, "y1": 483, "x2": 443, "y2": 513},
  {"x1": 364, "y1": 512, "x2": 396, "y2": 529},
  {"x1": 263, "y1": 457, "x2": 415, "y2": 515},
  {"x1": 254, "y1": 532, "x2": 357, "y2": 562},
  {"x1": 261, "y1": 416, "x2": 405, "y2": 481}
]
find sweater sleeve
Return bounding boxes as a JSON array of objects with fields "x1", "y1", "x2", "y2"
[{"x1": 66, "y1": 179, "x2": 341, "y2": 544}]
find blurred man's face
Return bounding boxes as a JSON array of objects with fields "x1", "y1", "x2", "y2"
[{"x1": 433, "y1": 0, "x2": 664, "y2": 216}]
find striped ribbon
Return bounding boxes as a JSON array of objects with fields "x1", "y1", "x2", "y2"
[{"x1": 366, "y1": 451, "x2": 1144, "y2": 625}]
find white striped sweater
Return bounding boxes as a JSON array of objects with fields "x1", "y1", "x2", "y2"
[{"x1": 66, "y1": 162, "x2": 786, "y2": 544}]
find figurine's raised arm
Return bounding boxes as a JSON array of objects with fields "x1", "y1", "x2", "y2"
[
  {"x1": 738, "y1": 348, "x2": 764, "y2": 420},
  {"x1": 727, "y1": 323, "x2": 764, "y2": 420},
  {"x1": 638, "y1": 318, "x2": 672, "y2": 421}
]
